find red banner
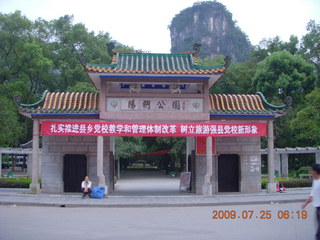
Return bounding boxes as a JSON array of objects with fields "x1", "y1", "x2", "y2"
[
  {"x1": 40, "y1": 121, "x2": 267, "y2": 137},
  {"x1": 196, "y1": 137, "x2": 216, "y2": 155},
  {"x1": 133, "y1": 150, "x2": 170, "y2": 156}
]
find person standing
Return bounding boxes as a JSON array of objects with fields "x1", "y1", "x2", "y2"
[
  {"x1": 81, "y1": 176, "x2": 92, "y2": 198},
  {"x1": 302, "y1": 163, "x2": 320, "y2": 240}
]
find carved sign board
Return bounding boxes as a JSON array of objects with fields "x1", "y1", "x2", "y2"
[
  {"x1": 179, "y1": 172, "x2": 191, "y2": 191},
  {"x1": 107, "y1": 98, "x2": 203, "y2": 112}
]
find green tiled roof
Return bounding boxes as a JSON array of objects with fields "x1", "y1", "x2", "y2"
[{"x1": 85, "y1": 52, "x2": 227, "y2": 75}]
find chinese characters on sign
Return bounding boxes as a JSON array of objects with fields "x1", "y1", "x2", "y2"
[
  {"x1": 243, "y1": 156, "x2": 261, "y2": 172},
  {"x1": 41, "y1": 121, "x2": 267, "y2": 137},
  {"x1": 107, "y1": 98, "x2": 204, "y2": 112},
  {"x1": 122, "y1": 98, "x2": 187, "y2": 111}
]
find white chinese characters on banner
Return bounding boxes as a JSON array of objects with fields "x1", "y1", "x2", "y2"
[{"x1": 42, "y1": 121, "x2": 267, "y2": 137}]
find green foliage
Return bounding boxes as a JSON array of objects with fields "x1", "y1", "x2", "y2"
[
  {"x1": 261, "y1": 177, "x2": 312, "y2": 189},
  {"x1": 210, "y1": 60, "x2": 256, "y2": 94},
  {"x1": 198, "y1": 55, "x2": 225, "y2": 66},
  {"x1": 115, "y1": 137, "x2": 145, "y2": 161},
  {"x1": 0, "y1": 11, "x2": 113, "y2": 146},
  {"x1": 66, "y1": 81, "x2": 99, "y2": 93},
  {"x1": 300, "y1": 20, "x2": 320, "y2": 86},
  {"x1": 273, "y1": 109, "x2": 297, "y2": 148},
  {"x1": 114, "y1": 137, "x2": 186, "y2": 172},
  {"x1": 289, "y1": 170, "x2": 298, "y2": 178},
  {"x1": 290, "y1": 88, "x2": 320, "y2": 146},
  {"x1": 297, "y1": 166, "x2": 312, "y2": 175},
  {"x1": 0, "y1": 176, "x2": 41, "y2": 188},
  {"x1": 253, "y1": 51, "x2": 317, "y2": 106},
  {"x1": 251, "y1": 35, "x2": 299, "y2": 62},
  {"x1": 156, "y1": 137, "x2": 186, "y2": 165},
  {"x1": 0, "y1": 96, "x2": 24, "y2": 147}
]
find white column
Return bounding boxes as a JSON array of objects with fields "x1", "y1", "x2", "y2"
[
  {"x1": 30, "y1": 119, "x2": 40, "y2": 194},
  {"x1": 186, "y1": 137, "x2": 195, "y2": 172},
  {"x1": 316, "y1": 152, "x2": 320, "y2": 164},
  {"x1": 0, "y1": 152, "x2": 2, "y2": 177},
  {"x1": 203, "y1": 136, "x2": 213, "y2": 195},
  {"x1": 27, "y1": 154, "x2": 32, "y2": 177},
  {"x1": 267, "y1": 121, "x2": 276, "y2": 193},
  {"x1": 117, "y1": 159, "x2": 120, "y2": 180},
  {"x1": 185, "y1": 137, "x2": 189, "y2": 172},
  {"x1": 281, "y1": 154, "x2": 289, "y2": 177},
  {"x1": 274, "y1": 153, "x2": 281, "y2": 176},
  {"x1": 97, "y1": 136, "x2": 106, "y2": 186}
]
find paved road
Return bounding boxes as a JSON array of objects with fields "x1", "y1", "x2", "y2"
[
  {"x1": 0, "y1": 203, "x2": 315, "y2": 240},
  {"x1": 114, "y1": 170, "x2": 184, "y2": 196}
]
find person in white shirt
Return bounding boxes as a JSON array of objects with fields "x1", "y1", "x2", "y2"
[
  {"x1": 302, "y1": 163, "x2": 320, "y2": 240},
  {"x1": 81, "y1": 176, "x2": 92, "y2": 198}
]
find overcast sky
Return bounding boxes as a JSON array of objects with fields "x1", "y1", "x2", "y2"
[{"x1": 1, "y1": 0, "x2": 319, "y2": 53}]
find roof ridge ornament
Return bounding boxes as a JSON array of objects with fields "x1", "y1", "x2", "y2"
[
  {"x1": 13, "y1": 94, "x2": 21, "y2": 107},
  {"x1": 284, "y1": 96, "x2": 293, "y2": 109},
  {"x1": 256, "y1": 92, "x2": 292, "y2": 110},
  {"x1": 78, "y1": 52, "x2": 87, "y2": 67},
  {"x1": 192, "y1": 43, "x2": 201, "y2": 57},
  {"x1": 224, "y1": 55, "x2": 232, "y2": 68},
  {"x1": 107, "y1": 42, "x2": 116, "y2": 56}
]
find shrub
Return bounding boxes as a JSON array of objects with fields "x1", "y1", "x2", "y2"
[
  {"x1": 261, "y1": 178, "x2": 312, "y2": 189},
  {"x1": 282, "y1": 179, "x2": 312, "y2": 188},
  {"x1": 297, "y1": 166, "x2": 311, "y2": 175},
  {"x1": 0, "y1": 177, "x2": 41, "y2": 188}
]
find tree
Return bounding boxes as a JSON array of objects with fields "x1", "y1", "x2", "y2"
[
  {"x1": 252, "y1": 51, "x2": 317, "y2": 106},
  {"x1": 0, "y1": 11, "x2": 32, "y2": 84},
  {"x1": 210, "y1": 60, "x2": 256, "y2": 94},
  {"x1": 251, "y1": 35, "x2": 299, "y2": 62},
  {"x1": 300, "y1": 20, "x2": 320, "y2": 86},
  {"x1": 155, "y1": 137, "x2": 186, "y2": 171},
  {"x1": 115, "y1": 137, "x2": 146, "y2": 161},
  {"x1": 0, "y1": 96, "x2": 24, "y2": 147},
  {"x1": 19, "y1": 41, "x2": 53, "y2": 95},
  {"x1": 0, "y1": 12, "x2": 114, "y2": 146},
  {"x1": 66, "y1": 81, "x2": 99, "y2": 93},
  {"x1": 290, "y1": 88, "x2": 320, "y2": 146}
]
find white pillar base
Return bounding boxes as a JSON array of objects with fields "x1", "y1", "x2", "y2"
[
  {"x1": 30, "y1": 183, "x2": 40, "y2": 194},
  {"x1": 266, "y1": 183, "x2": 276, "y2": 193},
  {"x1": 97, "y1": 184, "x2": 108, "y2": 196},
  {"x1": 97, "y1": 175, "x2": 106, "y2": 187},
  {"x1": 202, "y1": 184, "x2": 213, "y2": 196}
]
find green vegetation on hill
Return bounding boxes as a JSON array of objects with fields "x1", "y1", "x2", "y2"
[{"x1": 169, "y1": 1, "x2": 251, "y2": 61}]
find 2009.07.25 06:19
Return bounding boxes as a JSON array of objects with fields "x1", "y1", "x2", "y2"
[{"x1": 212, "y1": 210, "x2": 308, "y2": 220}]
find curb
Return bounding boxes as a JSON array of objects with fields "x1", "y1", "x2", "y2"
[{"x1": 0, "y1": 198, "x2": 306, "y2": 208}]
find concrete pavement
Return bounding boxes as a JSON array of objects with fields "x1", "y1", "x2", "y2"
[
  {"x1": 0, "y1": 203, "x2": 315, "y2": 240},
  {"x1": 0, "y1": 170, "x2": 311, "y2": 208},
  {"x1": 0, "y1": 187, "x2": 310, "y2": 208}
]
